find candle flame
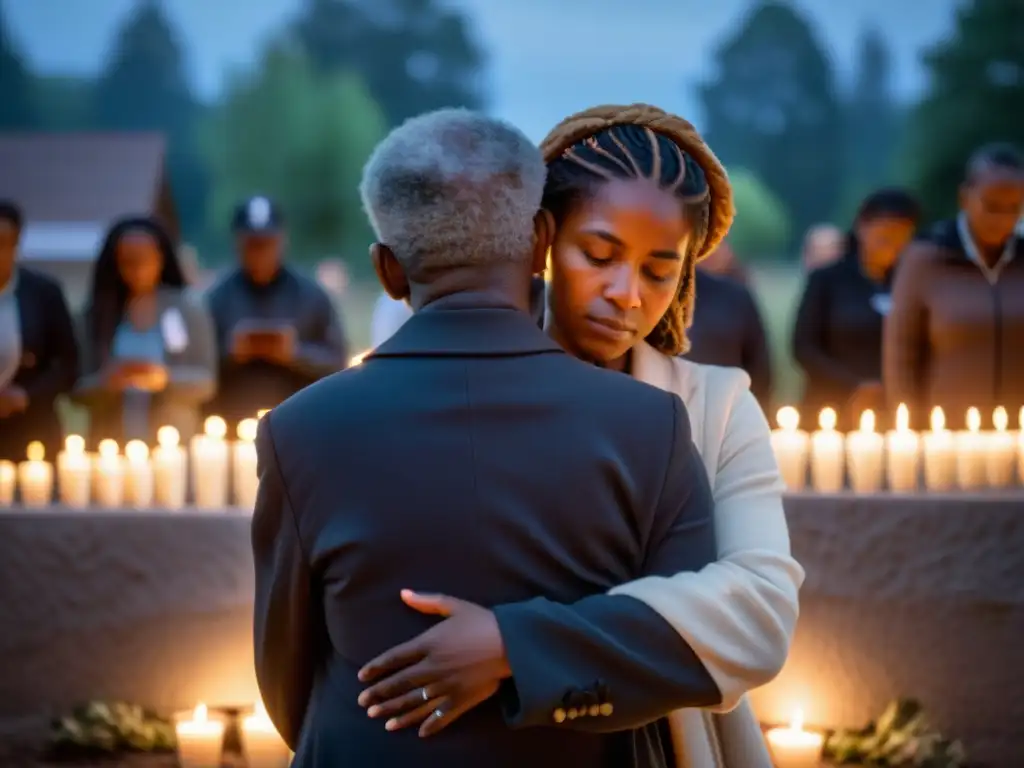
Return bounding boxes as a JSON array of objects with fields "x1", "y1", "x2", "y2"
[
  {"x1": 930, "y1": 406, "x2": 945, "y2": 433},
  {"x1": 993, "y1": 406, "x2": 1008, "y2": 433},
  {"x1": 966, "y1": 407, "x2": 981, "y2": 433},
  {"x1": 257, "y1": 409, "x2": 270, "y2": 419},
  {"x1": 97, "y1": 439, "x2": 119, "y2": 459},
  {"x1": 858, "y1": 409, "x2": 875, "y2": 433},
  {"x1": 349, "y1": 349, "x2": 371, "y2": 367},
  {"x1": 193, "y1": 703, "x2": 208, "y2": 722},
  {"x1": 64, "y1": 435, "x2": 85, "y2": 455},
  {"x1": 125, "y1": 440, "x2": 149, "y2": 463},
  {"x1": 156, "y1": 426, "x2": 180, "y2": 449},
  {"x1": 776, "y1": 406, "x2": 800, "y2": 432},
  {"x1": 204, "y1": 416, "x2": 227, "y2": 440},
  {"x1": 818, "y1": 408, "x2": 836, "y2": 431},
  {"x1": 237, "y1": 418, "x2": 258, "y2": 442},
  {"x1": 790, "y1": 708, "x2": 805, "y2": 732},
  {"x1": 895, "y1": 403, "x2": 909, "y2": 432},
  {"x1": 26, "y1": 441, "x2": 45, "y2": 462}
]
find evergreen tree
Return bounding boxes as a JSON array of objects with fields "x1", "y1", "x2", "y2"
[
  {"x1": 0, "y1": 2, "x2": 38, "y2": 129},
  {"x1": 905, "y1": 0, "x2": 1024, "y2": 222},
  {"x1": 293, "y1": 0, "x2": 486, "y2": 126},
  {"x1": 203, "y1": 43, "x2": 386, "y2": 273},
  {"x1": 93, "y1": 0, "x2": 208, "y2": 243},
  {"x1": 698, "y1": 0, "x2": 843, "y2": 249}
]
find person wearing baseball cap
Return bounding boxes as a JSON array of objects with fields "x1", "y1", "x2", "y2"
[{"x1": 204, "y1": 196, "x2": 349, "y2": 428}]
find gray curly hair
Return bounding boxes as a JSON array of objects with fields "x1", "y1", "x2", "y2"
[{"x1": 359, "y1": 108, "x2": 546, "y2": 280}]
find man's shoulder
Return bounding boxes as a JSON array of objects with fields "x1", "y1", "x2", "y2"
[
  {"x1": 16, "y1": 266, "x2": 62, "y2": 295},
  {"x1": 286, "y1": 268, "x2": 332, "y2": 303}
]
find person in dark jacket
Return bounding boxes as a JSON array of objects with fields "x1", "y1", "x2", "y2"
[
  {"x1": 793, "y1": 188, "x2": 921, "y2": 429},
  {"x1": 687, "y1": 268, "x2": 772, "y2": 407},
  {"x1": 884, "y1": 143, "x2": 1024, "y2": 429},
  {"x1": 204, "y1": 197, "x2": 348, "y2": 430},
  {"x1": 0, "y1": 201, "x2": 80, "y2": 462}
]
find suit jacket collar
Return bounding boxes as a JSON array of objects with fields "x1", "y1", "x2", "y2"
[{"x1": 368, "y1": 291, "x2": 563, "y2": 359}]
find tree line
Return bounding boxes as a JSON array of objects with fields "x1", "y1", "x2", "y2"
[{"x1": 1, "y1": 0, "x2": 1021, "y2": 272}]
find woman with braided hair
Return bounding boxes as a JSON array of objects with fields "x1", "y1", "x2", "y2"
[{"x1": 358, "y1": 106, "x2": 802, "y2": 768}]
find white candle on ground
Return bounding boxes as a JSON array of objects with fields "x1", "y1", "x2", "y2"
[
  {"x1": 922, "y1": 407, "x2": 956, "y2": 492},
  {"x1": 766, "y1": 709, "x2": 824, "y2": 768},
  {"x1": 93, "y1": 439, "x2": 125, "y2": 508},
  {"x1": 241, "y1": 701, "x2": 291, "y2": 768},
  {"x1": 770, "y1": 407, "x2": 809, "y2": 491},
  {"x1": 810, "y1": 408, "x2": 844, "y2": 492},
  {"x1": 192, "y1": 416, "x2": 229, "y2": 509},
  {"x1": 956, "y1": 407, "x2": 986, "y2": 490},
  {"x1": 985, "y1": 406, "x2": 1016, "y2": 488},
  {"x1": 124, "y1": 440, "x2": 154, "y2": 508},
  {"x1": 153, "y1": 426, "x2": 187, "y2": 508},
  {"x1": 233, "y1": 418, "x2": 260, "y2": 510},
  {"x1": 174, "y1": 703, "x2": 224, "y2": 768},
  {"x1": 885, "y1": 403, "x2": 920, "y2": 492},
  {"x1": 846, "y1": 409, "x2": 884, "y2": 492},
  {"x1": 0, "y1": 460, "x2": 15, "y2": 505},
  {"x1": 57, "y1": 435, "x2": 91, "y2": 508},
  {"x1": 18, "y1": 441, "x2": 53, "y2": 508}
]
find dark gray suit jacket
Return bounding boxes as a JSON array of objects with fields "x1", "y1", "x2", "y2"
[{"x1": 252, "y1": 294, "x2": 720, "y2": 768}]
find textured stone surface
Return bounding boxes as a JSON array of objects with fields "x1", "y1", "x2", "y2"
[{"x1": 0, "y1": 495, "x2": 1021, "y2": 765}]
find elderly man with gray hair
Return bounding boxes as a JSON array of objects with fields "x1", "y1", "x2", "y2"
[{"x1": 251, "y1": 109, "x2": 717, "y2": 768}]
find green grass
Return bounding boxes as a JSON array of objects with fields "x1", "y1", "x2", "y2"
[{"x1": 747, "y1": 265, "x2": 805, "y2": 409}]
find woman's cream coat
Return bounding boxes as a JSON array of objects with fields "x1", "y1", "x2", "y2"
[{"x1": 611, "y1": 342, "x2": 805, "y2": 768}]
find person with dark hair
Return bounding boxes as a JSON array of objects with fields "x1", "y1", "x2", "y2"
[
  {"x1": 356, "y1": 107, "x2": 801, "y2": 768},
  {"x1": 0, "y1": 201, "x2": 80, "y2": 463},
  {"x1": 793, "y1": 188, "x2": 921, "y2": 428},
  {"x1": 72, "y1": 216, "x2": 217, "y2": 447},
  {"x1": 204, "y1": 197, "x2": 348, "y2": 430},
  {"x1": 884, "y1": 143, "x2": 1024, "y2": 428}
]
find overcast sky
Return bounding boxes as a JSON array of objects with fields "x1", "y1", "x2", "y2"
[{"x1": 5, "y1": 0, "x2": 959, "y2": 140}]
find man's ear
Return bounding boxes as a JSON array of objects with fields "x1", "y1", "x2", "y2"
[
  {"x1": 371, "y1": 243, "x2": 410, "y2": 301},
  {"x1": 531, "y1": 209, "x2": 555, "y2": 276}
]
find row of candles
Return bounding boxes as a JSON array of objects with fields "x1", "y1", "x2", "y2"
[
  {"x1": 176, "y1": 697, "x2": 817, "y2": 768},
  {"x1": 771, "y1": 404, "x2": 1024, "y2": 492},
  {"x1": 177, "y1": 702, "x2": 290, "y2": 768},
  {"x1": 0, "y1": 414, "x2": 265, "y2": 509}
]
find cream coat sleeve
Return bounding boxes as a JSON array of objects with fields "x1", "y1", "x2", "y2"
[{"x1": 610, "y1": 367, "x2": 804, "y2": 712}]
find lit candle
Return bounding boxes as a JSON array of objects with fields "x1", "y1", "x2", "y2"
[
  {"x1": 17, "y1": 441, "x2": 53, "y2": 508},
  {"x1": 922, "y1": 407, "x2": 956, "y2": 492},
  {"x1": 1018, "y1": 406, "x2": 1024, "y2": 487},
  {"x1": 0, "y1": 460, "x2": 15, "y2": 505},
  {"x1": 770, "y1": 407, "x2": 809, "y2": 491},
  {"x1": 241, "y1": 701, "x2": 291, "y2": 768},
  {"x1": 257, "y1": 409, "x2": 270, "y2": 419},
  {"x1": 810, "y1": 408, "x2": 844, "y2": 492},
  {"x1": 845, "y1": 410, "x2": 884, "y2": 493},
  {"x1": 124, "y1": 440, "x2": 154, "y2": 508},
  {"x1": 985, "y1": 406, "x2": 1016, "y2": 488},
  {"x1": 885, "y1": 403, "x2": 920, "y2": 492},
  {"x1": 191, "y1": 416, "x2": 229, "y2": 509},
  {"x1": 92, "y1": 439, "x2": 125, "y2": 508},
  {"x1": 153, "y1": 426, "x2": 187, "y2": 508},
  {"x1": 174, "y1": 703, "x2": 224, "y2": 768},
  {"x1": 766, "y1": 709, "x2": 824, "y2": 768},
  {"x1": 348, "y1": 349, "x2": 371, "y2": 367},
  {"x1": 233, "y1": 418, "x2": 259, "y2": 510},
  {"x1": 57, "y1": 435, "x2": 91, "y2": 508},
  {"x1": 955, "y1": 407, "x2": 986, "y2": 490}
]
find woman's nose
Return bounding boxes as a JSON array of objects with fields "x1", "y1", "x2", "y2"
[{"x1": 604, "y1": 266, "x2": 642, "y2": 311}]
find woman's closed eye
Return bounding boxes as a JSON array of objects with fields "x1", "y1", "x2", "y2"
[{"x1": 581, "y1": 247, "x2": 613, "y2": 266}]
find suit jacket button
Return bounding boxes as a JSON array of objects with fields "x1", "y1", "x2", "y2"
[
  {"x1": 599, "y1": 703, "x2": 614, "y2": 716},
  {"x1": 553, "y1": 708, "x2": 566, "y2": 723},
  {"x1": 567, "y1": 708, "x2": 578, "y2": 719},
  {"x1": 588, "y1": 705, "x2": 600, "y2": 717}
]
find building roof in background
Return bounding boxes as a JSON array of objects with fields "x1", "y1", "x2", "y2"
[{"x1": 0, "y1": 132, "x2": 167, "y2": 223}]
